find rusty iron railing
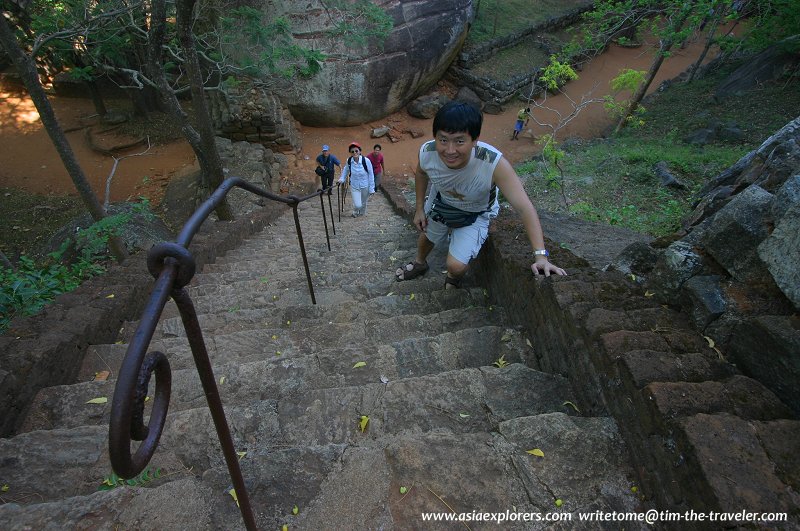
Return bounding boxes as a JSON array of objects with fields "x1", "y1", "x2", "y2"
[{"x1": 109, "y1": 176, "x2": 346, "y2": 530}]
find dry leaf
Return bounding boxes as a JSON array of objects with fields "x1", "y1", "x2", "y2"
[
  {"x1": 459, "y1": 413, "x2": 470, "y2": 418},
  {"x1": 703, "y1": 336, "x2": 715, "y2": 348},
  {"x1": 292, "y1": 504, "x2": 299, "y2": 515},
  {"x1": 500, "y1": 332, "x2": 512, "y2": 342},
  {"x1": 105, "y1": 294, "x2": 115, "y2": 299},
  {"x1": 409, "y1": 293, "x2": 415, "y2": 300},
  {"x1": 359, "y1": 415, "x2": 369, "y2": 432},
  {"x1": 93, "y1": 371, "x2": 110, "y2": 381},
  {"x1": 237, "y1": 451, "x2": 247, "y2": 460},
  {"x1": 526, "y1": 338, "x2": 533, "y2": 347},
  {"x1": 526, "y1": 448, "x2": 545, "y2": 457},
  {"x1": 562, "y1": 401, "x2": 581, "y2": 413},
  {"x1": 86, "y1": 397, "x2": 108, "y2": 404},
  {"x1": 219, "y1": 376, "x2": 226, "y2": 385},
  {"x1": 644, "y1": 290, "x2": 655, "y2": 297},
  {"x1": 353, "y1": 361, "x2": 367, "y2": 369}
]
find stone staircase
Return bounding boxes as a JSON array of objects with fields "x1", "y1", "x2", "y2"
[{"x1": 0, "y1": 193, "x2": 644, "y2": 529}]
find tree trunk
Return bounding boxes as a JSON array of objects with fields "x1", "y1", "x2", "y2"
[
  {"x1": 613, "y1": 43, "x2": 669, "y2": 134},
  {"x1": 147, "y1": 0, "x2": 233, "y2": 220},
  {"x1": 176, "y1": 0, "x2": 233, "y2": 220},
  {"x1": 0, "y1": 13, "x2": 128, "y2": 263},
  {"x1": 87, "y1": 80, "x2": 108, "y2": 116},
  {"x1": 687, "y1": 14, "x2": 720, "y2": 83}
]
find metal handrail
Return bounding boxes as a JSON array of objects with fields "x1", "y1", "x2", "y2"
[{"x1": 109, "y1": 176, "x2": 344, "y2": 530}]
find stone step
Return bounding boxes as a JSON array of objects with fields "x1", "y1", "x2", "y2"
[
  {"x1": 0, "y1": 411, "x2": 644, "y2": 529},
  {"x1": 162, "y1": 273, "x2": 476, "y2": 316},
  {"x1": 0, "y1": 477, "x2": 219, "y2": 530},
  {"x1": 5, "y1": 365, "x2": 577, "y2": 498},
  {"x1": 25, "y1": 326, "x2": 532, "y2": 432},
  {"x1": 157, "y1": 287, "x2": 489, "y2": 339}
]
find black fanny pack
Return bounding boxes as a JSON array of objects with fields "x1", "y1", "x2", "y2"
[{"x1": 429, "y1": 192, "x2": 483, "y2": 228}]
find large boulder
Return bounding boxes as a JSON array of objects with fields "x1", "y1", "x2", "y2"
[{"x1": 262, "y1": 0, "x2": 472, "y2": 126}]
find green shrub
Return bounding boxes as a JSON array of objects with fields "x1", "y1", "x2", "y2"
[{"x1": 0, "y1": 210, "x2": 136, "y2": 333}]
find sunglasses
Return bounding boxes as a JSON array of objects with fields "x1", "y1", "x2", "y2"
[{"x1": 349, "y1": 149, "x2": 360, "y2": 154}]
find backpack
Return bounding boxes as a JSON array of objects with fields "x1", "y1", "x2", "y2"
[{"x1": 347, "y1": 156, "x2": 369, "y2": 174}]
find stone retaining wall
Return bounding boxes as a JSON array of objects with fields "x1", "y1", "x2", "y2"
[
  {"x1": 208, "y1": 85, "x2": 301, "y2": 153},
  {"x1": 448, "y1": 5, "x2": 592, "y2": 103}
]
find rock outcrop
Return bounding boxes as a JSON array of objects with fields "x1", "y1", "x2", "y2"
[
  {"x1": 622, "y1": 116, "x2": 800, "y2": 416},
  {"x1": 266, "y1": 0, "x2": 471, "y2": 126}
]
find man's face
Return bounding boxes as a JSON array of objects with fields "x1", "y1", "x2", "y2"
[
  {"x1": 322, "y1": 149, "x2": 329, "y2": 155},
  {"x1": 435, "y1": 130, "x2": 476, "y2": 169}
]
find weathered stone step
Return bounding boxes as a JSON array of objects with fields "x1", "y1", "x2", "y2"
[
  {"x1": 187, "y1": 255, "x2": 407, "y2": 291},
  {"x1": 1, "y1": 410, "x2": 645, "y2": 529},
  {"x1": 25, "y1": 326, "x2": 532, "y2": 433},
  {"x1": 276, "y1": 363, "x2": 576, "y2": 446},
  {"x1": 197, "y1": 248, "x2": 411, "y2": 279},
  {"x1": 0, "y1": 477, "x2": 219, "y2": 530},
  {"x1": 165, "y1": 273, "x2": 472, "y2": 316},
  {"x1": 157, "y1": 287, "x2": 489, "y2": 339},
  {"x1": 6, "y1": 365, "x2": 577, "y2": 499},
  {"x1": 0, "y1": 425, "x2": 188, "y2": 505}
]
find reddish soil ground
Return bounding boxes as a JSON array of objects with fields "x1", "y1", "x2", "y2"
[{"x1": 0, "y1": 37, "x2": 712, "y2": 205}]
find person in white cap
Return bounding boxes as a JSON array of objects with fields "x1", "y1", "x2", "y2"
[
  {"x1": 338, "y1": 142, "x2": 375, "y2": 217},
  {"x1": 315, "y1": 144, "x2": 341, "y2": 195}
]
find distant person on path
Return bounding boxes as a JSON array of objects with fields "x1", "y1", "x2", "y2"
[
  {"x1": 396, "y1": 101, "x2": 566, "y2": 288},
  {"x1": 339, "y1": 142, "x2": 375, "y2": 217},
  {"x1": 511, "y1": 107, "x2": 531, "y2": 140},
  {"x1": 315, "y1": 144, "x2": 341, "y2": 195},
  {"x1": 366, "y1": 144, "x2": 385, "y2": 191}
]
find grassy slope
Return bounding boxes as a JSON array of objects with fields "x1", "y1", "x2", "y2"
[{"x1": 519, "y1": 62, "x2": 800, "y2": 237}]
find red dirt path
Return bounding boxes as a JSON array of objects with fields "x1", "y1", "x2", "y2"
[{"x1": 0, "y1": 37, "x2": 712, "y2": 205}]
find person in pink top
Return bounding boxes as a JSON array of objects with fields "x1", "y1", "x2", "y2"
[{"x1": 366, "y1": 144, "x2": 385, "y2": 191}]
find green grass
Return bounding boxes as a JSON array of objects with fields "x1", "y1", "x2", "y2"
[
  {"x1": 519, "y1": 61, "x2": 800, "y2": 237},
  {"x1": 471, "y1": 35, "x2": 552, "y2": 78},
  {"x1": 467, "y1": 0, "x2": 591, "y2": 46}
]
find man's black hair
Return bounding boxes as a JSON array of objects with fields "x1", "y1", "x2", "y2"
[{"x1": 433, "y1": 101, "x2": 482, "y2": 140}]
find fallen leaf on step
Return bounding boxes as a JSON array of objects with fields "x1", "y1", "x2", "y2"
[
  {"x1": 93, "y1": 371, "x2": 110, "y2": 381},
  {"x1": 353, "y1": 361, "x2": 367, "y2": 368},
  {"x1": 409, "y1": 293, "x2": 415, "y2": 300},
  {"x1": 228, "y1": 488, "x2": 239, "y2": 507},
  {"x1": 459, "y1": 413, "x2": 470, "y2": 418},
  {"x1": 526, "y1": 448, "x2": 545, "y2": 457},
  {"x1": 86, "y1": 397, "x2": 108, "y2": 404},
  {"x1": 380, "y1": 375, "x2": 389, "y2": 384},
  {"x1": 526, "y1": 338, "x2": 533, "y2": 347},
  {"x1": 105, "y1": 294, "x2": 115, "y2": 299},
  {"x1": 500, "y1": 332, "x2": 512, "y2": 342},
  {"x1": 237, "y1": 451, "x2": 247, "y2": 459},
  {"x1": 644, "y1": 290, "x2": 655, "y2": 297},
  {"x1": 292, "y1": 504, "x2": 299, "y2": 515},
  {"x1": 562, "y1": 401, "x2": 581, "y2": 413},
  {"x1": 399, "y1": 486, "x2": 408, "y2": 494},
  {"x1": 359, "y1": 415, "x2": 369, "y2": 432},
  {"x1": 219, "y1": 376, "x2": 226, "y2": 385}
]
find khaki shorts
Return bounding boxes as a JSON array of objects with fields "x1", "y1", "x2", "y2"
[{"x1": 424, "y1": 213, "x2": 491, "y2": 265}]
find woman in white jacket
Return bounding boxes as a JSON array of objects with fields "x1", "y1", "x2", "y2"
[{"x1": 339, "y1": 142, "x2": 375, "y2": 217}]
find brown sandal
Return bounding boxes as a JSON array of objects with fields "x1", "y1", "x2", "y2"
[
  {"x1": 395, "y1": 261, "x2": 429, "y2": 281},
  {"x1": 444, "y1": 275, "x2": 463, "y2": 289}
]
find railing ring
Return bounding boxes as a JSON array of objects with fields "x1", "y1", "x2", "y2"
[{"x1": 146, "y1": 242, "x2": 196, "y2": 288}]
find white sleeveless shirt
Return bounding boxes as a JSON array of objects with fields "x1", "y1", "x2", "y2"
[{"x1": 419, "y1": 140, "x2": 501, "y2": 216}]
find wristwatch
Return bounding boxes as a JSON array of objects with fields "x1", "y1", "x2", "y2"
[{"x1": 533, "y1": 249, "x2": 549, "y2": 258}]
